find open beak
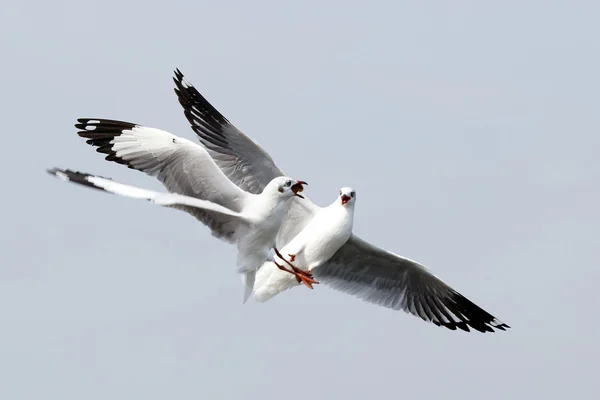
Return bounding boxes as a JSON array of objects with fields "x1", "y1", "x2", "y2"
[
  {"x1": 291, "y1": 181, "x2": 307, "y2": 199},
  {"x1": 341, "y1": 195, "x2": 351, "y2": 205}
]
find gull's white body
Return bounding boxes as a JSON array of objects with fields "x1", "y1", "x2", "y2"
[{"x1": 254, "y1": 191, "x2": 355, "y2": 302}]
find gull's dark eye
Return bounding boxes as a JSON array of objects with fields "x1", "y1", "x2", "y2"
[
  {"x1": 351, "y1": 191, "x2": 355, "y2": 197},
  {"x1": 285, "y1": 180, "x2": 291, "y2": 187},
  {"x1": 339, "y1": 190, "x2": 342, "y2": 196}
]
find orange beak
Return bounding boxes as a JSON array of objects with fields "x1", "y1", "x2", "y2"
[
  {"x1": 291, "y1": 181, "x2": 307, "y2": 199},
  {"x1": 341, "y1": 195, "x2": 351, "y2": 205}
]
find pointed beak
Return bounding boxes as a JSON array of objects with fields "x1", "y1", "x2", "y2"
[
  {"x1": 291, "y1": 181, "x2": 307, "y2": 199},
  {"x1": 341, "y1": 195, "x2": 351, "y2": 205}
]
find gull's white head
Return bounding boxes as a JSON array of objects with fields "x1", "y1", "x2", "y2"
[
  {"x1": 339, "y1": 187, "x2": 356, "y2": 206},
  {"x1": 264, "y1": 176, "x2": 307, "y2": 199}
]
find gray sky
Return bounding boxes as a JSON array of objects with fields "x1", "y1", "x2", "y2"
[{"x1": 1, "y1": 1, "x2": 599, "y2": 398}]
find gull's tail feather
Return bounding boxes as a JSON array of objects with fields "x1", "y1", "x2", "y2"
[{"x1": 242, "y1": 270, "x2": 256, "y2": 304}]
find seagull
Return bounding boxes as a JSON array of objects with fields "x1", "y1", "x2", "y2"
[
  {"x1": 56, "y1": 118, "x2": 311, "y2": 301},
  {"x1": 173, "y1": 69, "x2": 510, "y2": 333},
  {"x1": 253, "y1": 187, "x2": 355, "y2": 302}
]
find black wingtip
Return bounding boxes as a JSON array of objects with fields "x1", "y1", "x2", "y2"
[
  {"x1": 445, "y1": 291, "x2": 510, "y2": 333},
  {"x1": 46, "y1": 167, "x2": 59, "y2": 176},
  {"x1": 73, "y1": 119, "x2": 141, "y2": 170},
  {"x1": 174, "y1": 68, "x2": 183, "y2": 81},
  {"x1": 76, "y1": 118, "x2": 137, "y2": 129},
  {"x1": 494, "y1": 322, "x2": 511, "y2": 331},
  {"x1": 47, "y1": 168, "x2": 108, "y2": 192},
  {"x1": 172, "y1": 68, "x2": 186, "y2": 93},
  {"x1": 171, "y1": 68, "x2": 235, "y2": 149}
]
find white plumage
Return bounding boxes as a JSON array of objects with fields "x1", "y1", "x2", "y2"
[
  {"x1": 52, "y1": 118, "x2": 307, "y2": 301},
  {"x1": 254, "y1": 187, "x2": 355, "y2": 302},
  {"x1": 172, "y1": 69, "x2": 510, "y2": 333}
]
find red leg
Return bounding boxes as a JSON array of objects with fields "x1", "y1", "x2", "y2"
[
  {"x1": 274, "y1": 261, "x2": 295, "y2": 275},
  {"x1": 297, "y1": 275, "x2": 316, "y2": 289},
  {"x1": 273, "y1": 248, "x2": 319, "y2": 288},
  {"x1": 274, "y1": 248, "x2": 301, "y2": 272}
]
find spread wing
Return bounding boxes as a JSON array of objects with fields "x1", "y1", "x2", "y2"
[
  {"x1": 170, "y1": 72, "x2": 509, "y2": 332},
  {"x1": 172, "y1": 70, "x2": 321, "y2": 243},
  {"x1": 314, "y1": 236, "x2": 510, "y2": 333},
  {"x1": 48, "y1": 168, "x2": 249, "y2": 225},
  {"x1": 173, "y1": 69, "x2": 284, "y2": 195},
  {"x1": 76, "y1": 118, "x2": 253, "y2": 242}
]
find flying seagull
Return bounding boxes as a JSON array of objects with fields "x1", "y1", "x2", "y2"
[
  {"x1": 52, "y1": 119, "x2": 311, "y2": 301},
  {"x1": 173, "y1": 69, "x2": 510, "y2": 333}
]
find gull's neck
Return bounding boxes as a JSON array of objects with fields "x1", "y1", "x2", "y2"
[{"x1": 252, "y1": 190, "x2": 288, "y2": 214}]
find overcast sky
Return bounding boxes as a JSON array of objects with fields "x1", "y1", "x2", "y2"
[{"x1": 1, "y1": 1, "x2": 599, "y2": 399}]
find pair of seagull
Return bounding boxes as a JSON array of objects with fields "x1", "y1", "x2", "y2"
[{"x1": 49, "y1": 69, "x2": 509, "y2": 333}]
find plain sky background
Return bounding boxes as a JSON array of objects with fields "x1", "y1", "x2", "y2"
[{"x1": 1, "y1": 1, "x2": 599, "y2": 398}]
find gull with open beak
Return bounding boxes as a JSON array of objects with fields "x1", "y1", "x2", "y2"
[
  {"x1": 48, "y1": 118, "x2": 308, "y2": 301},
  {"x1": 173, "y1": 69, "x2": 509, "y2": 332},
  {"x1": 254, "y1": 187, "x2": 355, "y2": 297}
]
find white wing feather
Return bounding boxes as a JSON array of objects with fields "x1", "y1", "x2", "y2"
[
  {"x1": 48, "y1": 168, "x2": 248, "y2": 225},
  {"x1": 76, "y1": 118, "x2": 253, "y2": 242}
]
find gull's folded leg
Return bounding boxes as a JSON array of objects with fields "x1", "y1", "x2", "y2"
[
  {"x1": 273, "y1": 261, "x2": 306, "y2": 285},
  {"x1": 274, "y1": 248, "x2": 298, "y2": 270},
  {"x1": 273, "y1": 248, "x2": 319, "y2": 289}
]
